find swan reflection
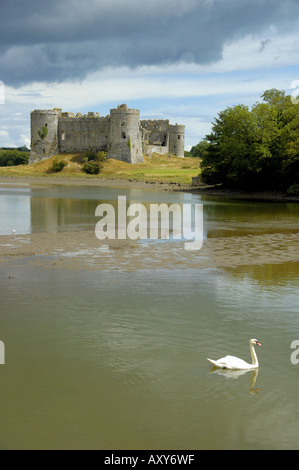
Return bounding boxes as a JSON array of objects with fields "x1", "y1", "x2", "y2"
[{"x1": 209, "y1": 367, "x2": 260, "y2": 395}]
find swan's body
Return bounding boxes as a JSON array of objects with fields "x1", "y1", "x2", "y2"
[{"x1": 207, "y1": 338, "x2": 262, "y2": 370}]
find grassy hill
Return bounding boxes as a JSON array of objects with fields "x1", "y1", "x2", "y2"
[{"x1": 0, "y1": 153, "x2": 200, "y2": 185}]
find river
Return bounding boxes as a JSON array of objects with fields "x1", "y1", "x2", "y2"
[{"x1": 0, "y1": 181, "x2": 299, "y2": 449}]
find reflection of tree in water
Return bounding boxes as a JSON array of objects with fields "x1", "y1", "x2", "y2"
[{"x1": 224, "y1": 262, "x2": 299, "y2": 288}]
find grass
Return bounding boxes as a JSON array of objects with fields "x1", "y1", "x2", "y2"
[{"x1": 0, "y1": 153, "x2": 200, "y2": 185}]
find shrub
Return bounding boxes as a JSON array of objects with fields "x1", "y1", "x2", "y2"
[
  {"x1": 83, "y1": 161, "x2": 101, "y2": 174},
  {"x1": 81, "y1": 150, "x2": 107, "y2": 163},
  {"x1": 82, "y1": 150, "x2": 97, "y2": 162},
  {"x1": 97, "y1": 151, "x2": 107, "y2": 162},
  {"x1": 51, "y1": 158, "x2": 66, "y2": 172}
]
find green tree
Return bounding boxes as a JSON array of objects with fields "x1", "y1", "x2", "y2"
[
  {"x1": 200, "y1": 89, "x2": 299, "y2": 192},
  {"x1": 0, "y1": 149, "x2": 29, "y2": 167},
  {"x1": 254, "y1": 89, "x2": 298, "y2": 188},
  {"x1": 201, "y1": 104, "x2": 265, "y2": 189},
  {"x1": 190, "y1": 140, "x2": 209, "y2": 159}
]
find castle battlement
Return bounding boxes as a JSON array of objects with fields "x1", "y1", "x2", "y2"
[
  {"x1": 59, "y1": 113, "x2": 109, "y2": 120},
  {"x1": 30, "y1": 105, "x2": 185, "y2": 164}
]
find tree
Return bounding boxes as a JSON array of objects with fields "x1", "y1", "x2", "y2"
[
  {"x1": 190, "y1": 140, "x2": 209, "y2": 159},
  {"x1": 200, "y1": 89, "x2": 299, "y2": 192},
  {"x1": 0, "y1": 149, "x2": 29, "y2": 167},
  {"x1": 201, "y1": 104, "x2": 265, "y2": 189}
]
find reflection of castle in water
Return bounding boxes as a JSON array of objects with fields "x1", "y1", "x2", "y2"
[
  {"x1": 29, "y1": 190, "x2": 193, "y2": 235},
  {"x1": 29, "y1": 191, "x2": 163, "y2": 233},
  {"x1": 30, "y1": 197, "x2": 100, "y2": 233}
]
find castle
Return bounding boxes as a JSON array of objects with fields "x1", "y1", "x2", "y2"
[{"x1": 29, "y1": 104, "x2": 185, "y2": 164}]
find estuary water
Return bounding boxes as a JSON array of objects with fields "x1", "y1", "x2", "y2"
[{"x1": 0, "y1": 181, "x2": 299, "y2": 450}]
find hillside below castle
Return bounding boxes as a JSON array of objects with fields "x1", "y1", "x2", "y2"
[{"x1": 30, "y1": 104, "x2": 185, "y2": 164}]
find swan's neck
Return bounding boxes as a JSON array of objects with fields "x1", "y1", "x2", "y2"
[{"x1": 250, "y1": 343, "x2": 259, "y2": 367}]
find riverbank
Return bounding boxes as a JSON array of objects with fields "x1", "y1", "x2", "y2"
[
  {"x1": 0, "y1": 175, "x2": 191, "y2": 192},
  {"x1": 0, "y1": 175, "x2": 298, "y2": 202},
  {"x1": 0, "y1": 152, "x2": 298, "y2": 201},
  {"x1": 190, "y1": 185, "x2": 299, "y2": 202},
  {"x1": 0, "y1": 153, "x2": 199, "y2": 187}
]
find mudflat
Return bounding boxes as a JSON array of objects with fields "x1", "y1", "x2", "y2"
[{"x1": 1, "y1": 229, "x2": 299, "y2": 274}]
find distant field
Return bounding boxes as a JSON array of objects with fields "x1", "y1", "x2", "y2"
[{"x1": 0, "y1": 153, "x2": 200, "y2": 185}]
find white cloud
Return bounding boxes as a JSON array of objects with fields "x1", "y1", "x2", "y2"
[
  {"x1": 19, "y1": 134, "x2": 30, "y2": 148},
  {"x1": 4, "y1": 67, "x2": 288, "y2": 113},
  {"x1": 0, "y1": 130, "x2": 9, "y2": 138},
  {"x1": 1, "y1": 22, "x2": 299, "y2": 148},
  {"x1": 0, "y1": 130, "x2": 16, "y2": 147}
]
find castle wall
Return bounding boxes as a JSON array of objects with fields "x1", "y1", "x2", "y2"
[
  {"x1": 169, "y1": 124, "x2": 185, "y2": 157},
  {"x1": 30, "y1": 105, "x2": 185, "y2": 164},
  {"x1": 108, "y1": 105, "x2": 143, "y2": 164},
  {"x1": 58, "y1": 114, "x2": 110, "y2": 153},
  {"x1": 144, "y1": 145, "x2": 169, "y2": 156},
  {"x1": 30, "y1": 109, "x2": 61, "y2": 163},
  {"x1": 140, "y1": 120, "x2": 169, "y2": 147}
]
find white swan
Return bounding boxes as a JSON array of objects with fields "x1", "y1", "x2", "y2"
[{"x1": 207, "y1": 338, "x2": 262, "y2": 370}]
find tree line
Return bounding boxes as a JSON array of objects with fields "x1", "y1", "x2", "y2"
[
  {"x1": 0, "y1": 148, "x2": 30, "y2": 166},
  {"x1": 192, "y1": 89, "x2": 299, "y2": 195}
]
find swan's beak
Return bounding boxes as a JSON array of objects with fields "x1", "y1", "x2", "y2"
[{"x1": 256, "y1": 341, "x2": 262, "y2": 347}]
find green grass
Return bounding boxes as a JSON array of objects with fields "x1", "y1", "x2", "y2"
[{"x1": 0, "y1": 153, "x2": 200, "y2": 185}]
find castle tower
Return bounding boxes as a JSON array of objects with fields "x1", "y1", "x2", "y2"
[
  {"x1": 108, "y1": 104, "x2": 143, "y2": 164},
  {"x1": 169, "y1": 124, "x2": 185, "y2": 157},
  {"x1": 29, "y1": 109, "x2": 61, "y2": 163}
]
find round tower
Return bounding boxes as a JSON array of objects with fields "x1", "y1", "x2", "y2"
[
  {"x1": 30, "y1": 109, "x2": 61, "y2": 163},
  {"x1": 108, "y1": 104, "x2": 143, "y2": 164},
  {"x1": 169, "y1": 124, "x2": 185, "y2": 157}
]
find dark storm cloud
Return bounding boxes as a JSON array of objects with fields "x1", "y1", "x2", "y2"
[{"x1": 1, "y1": 0, "x2": 299, "y2": 85}]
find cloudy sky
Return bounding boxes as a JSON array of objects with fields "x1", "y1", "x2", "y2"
[{"x1": 1, "y1": 0, "x2": 299, "y2": 149}]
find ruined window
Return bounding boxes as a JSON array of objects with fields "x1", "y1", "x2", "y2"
[
  {"x1": 178, "y1": 135, "x2": 181, "y2": 140},
  {"x1": 122, "y1": 132, "x2": 126, "y2": 139},
  {"x1": 43, "y1": 149, "x2": 46, "y2": 155},
  {"x1": 121, "y1": 121, "x2": 125, "y2": 126},
  {"x1": 61, "y1": 131, "x2": 65, "y2": 141}
]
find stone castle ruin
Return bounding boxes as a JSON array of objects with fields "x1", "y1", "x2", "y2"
[{"x1": 30, "y1": 104, "x2": 185, "y2": 164}]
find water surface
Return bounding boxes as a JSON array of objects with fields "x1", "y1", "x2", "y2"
[{"x1": 0, "y1": 182, "x2": 299, "y2": 449}]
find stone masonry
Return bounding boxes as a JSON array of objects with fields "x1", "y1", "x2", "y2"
[{"x1": 30, "y1": 104, "x2": 185, "y2": 164}]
